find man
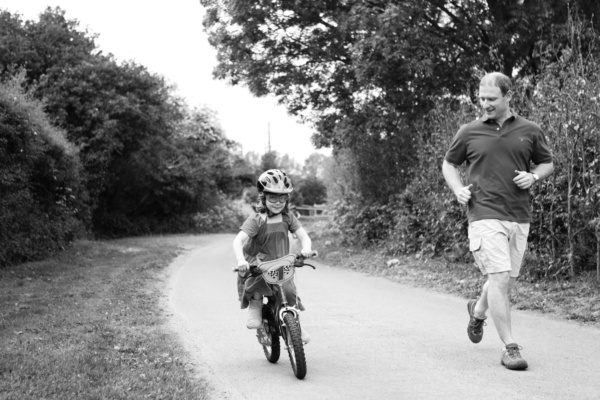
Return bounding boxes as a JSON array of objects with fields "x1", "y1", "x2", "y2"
[{"x1": 442, "y1": 72, "x2": 554, "y2": 370}]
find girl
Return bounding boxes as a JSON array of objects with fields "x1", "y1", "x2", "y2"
[{"x1": 233, "y1": 169, "x2": 313, "y2": 343}]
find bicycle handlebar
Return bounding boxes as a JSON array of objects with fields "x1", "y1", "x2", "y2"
[{"x1": 233, "y1": 251, "x2": 318, "y2": 273}]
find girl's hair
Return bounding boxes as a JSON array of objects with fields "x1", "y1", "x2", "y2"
[{"x1": 256, "y1": 191, "x2": 290, "y2": 216}]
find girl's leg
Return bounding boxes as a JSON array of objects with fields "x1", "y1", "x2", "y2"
[{"x1": 246, "y1": 292, "x2": 263, "y2": 329}]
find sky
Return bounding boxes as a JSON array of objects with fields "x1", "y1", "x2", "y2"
[{"x1": 1, "y1": 0, "x2": 329, "y2": 164}]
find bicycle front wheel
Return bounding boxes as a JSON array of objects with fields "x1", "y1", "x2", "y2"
[{"x1": 282, "y1": 313, "x2": 306, "y2": 379}]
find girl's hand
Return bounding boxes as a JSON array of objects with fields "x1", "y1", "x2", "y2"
[
  {"x1": 301, "y1": 249, "x2": 313, "y2": 258},
  {"x1": 237, "y1": 260, "x2": 250, "y2": 273}
]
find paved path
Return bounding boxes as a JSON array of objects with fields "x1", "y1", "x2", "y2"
[{"x1": 166, "y1": 234, "x2": 600, "y2": 400}]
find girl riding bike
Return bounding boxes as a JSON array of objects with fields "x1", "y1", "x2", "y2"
[{"x1": 233, "y1": 169, "x2": 313, "y2": 343}]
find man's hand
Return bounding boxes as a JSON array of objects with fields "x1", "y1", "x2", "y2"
[
  {"x1": 455, "y1": 184, "x2": 473, "y2": 205},
  {"x1": 514, "y1": 170, "x2": 535, "y2": 189}
]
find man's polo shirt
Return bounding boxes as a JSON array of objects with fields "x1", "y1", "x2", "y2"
[{"x1": 445, "y1": 113, "x2": 553, "y2": 223}]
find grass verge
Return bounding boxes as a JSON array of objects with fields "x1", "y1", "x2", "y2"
[
  {"x1": 0, "y1": 236, "x2": 207, "y2": 400},
  {"x1": 307, "y1": 220, "x2": 600, "y2": 327}
]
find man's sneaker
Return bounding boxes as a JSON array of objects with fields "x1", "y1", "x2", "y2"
[
  {"x1": 467, "y1": 299, "x2": 486, "y2": 343},
  {"x1": 501, "y1": 343, "x2": 528, "y2": 370}
]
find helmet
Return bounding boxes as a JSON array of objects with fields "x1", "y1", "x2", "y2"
[{"x1": 256, "y1": 169, "x2": 293, "y2": 194}]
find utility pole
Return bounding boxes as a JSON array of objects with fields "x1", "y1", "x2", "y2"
[{"x1": 268, "y1": 122, "x2": 271, "y2": 153}]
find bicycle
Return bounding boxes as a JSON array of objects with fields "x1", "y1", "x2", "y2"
[{"x1": 235, "y1": 252, "x2": 317, "y2": 380}]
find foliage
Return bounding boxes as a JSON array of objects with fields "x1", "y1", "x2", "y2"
[
  {"x1": 303, "y1": 152, "x2": 329, "y2": 178},
  {"x1": 0, "y1": 7, "x2": 252, "y2": 240},
  {"x1": 201, "y1": 0, "x2": 600, "y2": 203},
  {"x1": 327, "y1": 193, "x2": 395, "y2": 246},
  {"x1": 296, "y1": 175, "x2": 327, "y2": 205},
  {"x1": 329, "y1": 11, "x2": 600, "y2": 280},
  {"x1": 192, "y1": 199, "x2": 248, "y2": 233},
  {"x1": 0, "y1": 73, "x2": 87, "y2": 267},
  {"x1": 320, "y1": 148, "x2": 359, "y2": 203},
  {"x1": 525, "y1": 14, "x2": 600, "y2": 278},
  {"x1": 0, "y1": 7, "x2": 96, "y2": 83},
  {"x1": 38, "y1": 58, "x2": 183, "y2": 216},
  {"x1": 259, "y1": 150, "x2": 279, "y2": 172},
  {"x1": 328, "y1": 100, "x2": 476, "y2": 257},
  {"x1": 200, "y1": 0, "x2": 600, "y2": 279}
]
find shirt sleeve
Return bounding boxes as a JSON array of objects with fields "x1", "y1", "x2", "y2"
[
  {"x1": 288, "y1": 212, "x2": 302, "y2": 233},
  {"x1": 444, "y1": 125, "x2": 468, "y2": 166},
  {"x1": 240, "y1": 214, "x2": 261, "y2": 238},
  {"x1": 531, "y1": 126, "x2": 553, "y2": 165}
]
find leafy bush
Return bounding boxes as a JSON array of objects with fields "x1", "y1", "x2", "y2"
[
  {"x1": 524, "y1": 33, "x2": 600, "y2": 278},
  {"x1": 192, "y1": 200, "x2": 248, "y2": 233},
  {"x1": 328, "y1": 193, "x2": 396, "y2": 246},
  {"x1": 296, "y1": 176, "x2": 327, "y2": 205},
  {"x1": 0, "y1": 74, "x2": 87, "y2": 267}
]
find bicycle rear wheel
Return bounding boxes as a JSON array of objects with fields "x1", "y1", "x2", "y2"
[{"x1": 282, "y1": 313, "x2": 306, "y2": 379}]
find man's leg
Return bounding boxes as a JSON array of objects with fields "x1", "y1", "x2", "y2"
[
  {"x1": 486, "y1": 271, "x2": 514, "y2": 344},
  {"x1": 473, "y1": 280, "x2": 489, "y2": 319},
  {"x1": 474, "y1": 276, "x2": 516, "y2": 322}
]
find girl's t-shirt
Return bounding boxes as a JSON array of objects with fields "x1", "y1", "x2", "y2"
[{"x1": 241, "y1": 212, "x2": 301, "y2": 263}]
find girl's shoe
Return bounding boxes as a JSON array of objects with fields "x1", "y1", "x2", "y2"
[
  {"x1": 247, "y1": 299, "x2": 263, "y2": 329},
  {"x1": 301, "y1": 328, "x2": 311, "y2": 344}
]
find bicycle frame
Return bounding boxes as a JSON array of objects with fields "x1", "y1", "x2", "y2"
[
  {"x1": 247, "y1": 253, "x2": 316, "y2": 379},
  {"x1": 255, "y1": 254, "x2": 301, "y2": 343}
]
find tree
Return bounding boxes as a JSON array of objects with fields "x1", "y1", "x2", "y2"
[
  {"x1": 0, "y1": 7, "x2": 247, "y2": 236},
  {"x1": 260, "y1": 150, "x2": 280, "y2": 171},
  {"x1": 0, "y1": 73, "x2": 86, "y2": 266},
  {"x1": 0, "y1": 7, "x2": 96, "y2": 85},
  {"x1": 303, "y1": 152, "x2": 329, "y2": 178},
  {"x1": 0, "y1": 11, "x2": 29, "y2": 80},
  {"x1": 37, "y1": 57, "x2": 182, "y2": 218},
  {"x1": 200, "y1": 0, "x2": 600, "y2": 201},
  {"x1": 297, "y1": 176, "x2": 327, "y2": 205}
]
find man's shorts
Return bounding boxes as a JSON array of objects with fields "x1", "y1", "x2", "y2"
[{"x1": 468, "y1": 219, "x2": 530, "y2": 278}]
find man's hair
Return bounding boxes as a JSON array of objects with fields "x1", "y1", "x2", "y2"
[{"x1": 480, "y1": 72, "x2": 512, "y2": 96}]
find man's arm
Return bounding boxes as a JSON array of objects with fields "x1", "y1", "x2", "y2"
[
  {"x1": 514, "y1": 162, "x2": 554, "y2": 189},
  {"x1": 532, "y1": 162, "x2": 554, "y2": 181},
  {"x1": 442, "y1": 160, "x2": 472, "y2": 205}
]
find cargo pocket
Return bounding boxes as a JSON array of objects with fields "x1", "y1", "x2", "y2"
[
  {"x1": 469, "y1": 237, "x2": 484, "y2": 270},
  {"x1": 469, "y1": 237, "x2": 481, "y2": 252}
]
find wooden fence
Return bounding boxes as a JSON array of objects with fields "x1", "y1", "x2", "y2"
[{"x1": 294, "y1": 204, "x2": 328, "y2": 220}]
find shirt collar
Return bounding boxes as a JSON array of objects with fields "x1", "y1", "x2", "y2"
[{"x1": 480, "y1": 110, "x2": 517, "y2": 124}]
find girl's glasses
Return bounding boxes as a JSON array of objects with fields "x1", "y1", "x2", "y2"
[{"x1": 266, "y1": 194, "x2": 289, "y2": 203}]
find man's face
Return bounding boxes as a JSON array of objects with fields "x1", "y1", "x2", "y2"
[{"x1": 478, "y1": 85, "x2": 511, "y2": 120}]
